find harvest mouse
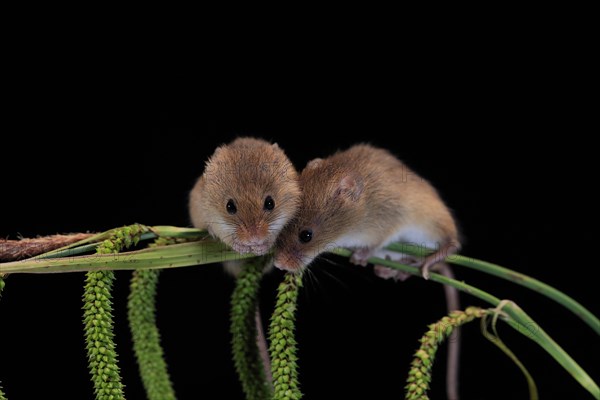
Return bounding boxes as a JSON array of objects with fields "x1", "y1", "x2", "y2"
[
  {"x1": 189, "y1": 137, "x2": 301, "y2": 256},
  {"x1": 273, "y1": 143, "x2": 462, "y2": 399},
  {"x1": 273, "y1": 143, "x2": 460, "y2": 276},
  {"x1": 189, "y1": 137, "x2": 301, "y2": 385}
]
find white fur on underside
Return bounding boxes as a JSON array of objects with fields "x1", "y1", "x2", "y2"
[
  {"x1": 382, "y1": 224, "x2": 442, "y2": 250},
  {"x1": 333, "y1": 224, "x2": 441, "y2": 253}
]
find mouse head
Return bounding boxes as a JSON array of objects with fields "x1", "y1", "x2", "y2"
[
  {"x1": 202, "y1": 138, "x2": 301, "y2": 255},
  {"x1": 274, "y1": 157, "x2": 365, "y2": 272}
]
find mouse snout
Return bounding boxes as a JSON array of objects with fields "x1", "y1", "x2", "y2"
[
  {"x1": 274, "y1": 249, "x2": 304, "y2": 272},
  {"x1": 232, "y1": 223, "x2": 273, "y2": 255},
  {"x1": 237, "y1": 223, "x2": 270, "y2": 243}
]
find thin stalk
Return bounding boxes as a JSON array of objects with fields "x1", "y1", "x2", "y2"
[
  {"x1": 29, "y1": 226, "x2": 205, "y2": 260},
  {"x1": 331, "y1": 248, "x2": 600, "y2": 399},
  {"x1": 0, "y1": 241, "x2": 257, "y2": 274},
  {"x1": 386, "y1": 243, "x2": 600, "y2": 335},
  {"x1": 481, "y1": 310, "x2": 538, "y2": 400}
]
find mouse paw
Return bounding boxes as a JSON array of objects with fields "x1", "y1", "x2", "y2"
[
  {"x1": 373, "y1": 265, "x2": 411, "y2": 281},
  {"x1": 420, "y1": 261, "x2": 433, "y2": 280},
  {"x1": 350, "y1": 248, "x2": 372, "y2": 267}
]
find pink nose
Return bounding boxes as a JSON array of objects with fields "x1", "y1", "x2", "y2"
[
  {"x1": 273, "y1": 253, "x2": 296, "y2": 272},
  {"x1": 246, "y1": 237, "x2": 267, "y2": 246}
]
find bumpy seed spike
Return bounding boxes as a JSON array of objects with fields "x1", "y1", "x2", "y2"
[
  {"x1": 268, "y1": 272, "x2": 303, "y2": 400},
  {"x1": 83, "y1": 224, "x2": 148, "y2": 400},
  {"x1": 405, "y1": 307, "x2": 487, "y2": 400}
]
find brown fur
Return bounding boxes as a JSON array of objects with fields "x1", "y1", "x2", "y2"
[
  {"x1": 189, "y1": 137, "x2": 301, "y2": 255},
  {"x1": 273, "y1": 144, "x2": 463, "y2": 400},
  {"x1": 274, "y1": 144, "x2": 460, "y2": 271}
]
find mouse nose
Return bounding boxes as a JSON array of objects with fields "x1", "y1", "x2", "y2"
[
  {"x1": 246, "y1": 237, "x2": 267, "y2": 246},
  {"x1": 273, "y1": 252, "x2": 298, "y2": 272},
  {"x1": 238, "y1": 224, "x2": 270, "y2": 244}
]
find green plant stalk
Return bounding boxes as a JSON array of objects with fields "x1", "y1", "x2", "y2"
[
  {"x1": 84, "y1": 225, "x2": 148, "y2": 400},
  {"x1": 230, "y1": 258, "x2": 272, "y2": 400},
  {"x1": 330, "y1": 248, "x2": 599, "y2": 399},
  {"x1": 0, "y1": 276, "x2": 6, "y2": 400},
  {"x1": 269, "y1": 272, "x2": 303, "y2": 400},
  {"x1": 6, "y1": 232, "x2": 595, "y2": 338},
  {"x1": 3, "y1": 228, "x2": 597, "y2": 397},
  {"x1": 29, "y1": 226, "x2": 205, "y2": 260},
  {"x1": 128, "y1": 269, "x2": 176, "y2": 400},
  {"x1": 406, "y1": 307, "x2": 487, "y2": 400},
  {"x1": 0, "y1": 241, "x2": 257, "y2": 274},
  {"x1": 482, "y1": 311, "x2": 538, "y2": 400},
  {"x1": 386, "y1": 243, "x2": 600, "y2": 335}
]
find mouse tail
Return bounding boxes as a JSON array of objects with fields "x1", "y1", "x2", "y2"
[{"x1": 438, "y1": 262, "x2": 461, "y2": 400}]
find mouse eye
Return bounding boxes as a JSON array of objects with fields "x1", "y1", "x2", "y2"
[
  {"x1": 226, "y1": 199, "x2": 237, "y2": 215},
  {"x1": 264, "y1": 196, "x2": 275, "y2": 211},
  {"x1": 299, "y1": 229, "x2": 312, "y2": 243}
]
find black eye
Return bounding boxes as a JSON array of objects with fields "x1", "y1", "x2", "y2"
[
  {"x1": 299, "y1": 229, "x2": 312, "y2": 243},
  {"x1": 264, "y1": 196, "x2": 275, "y2": 211},
  {"x1": 226, "y1": 199, "x2": 237, "y2": 214}
]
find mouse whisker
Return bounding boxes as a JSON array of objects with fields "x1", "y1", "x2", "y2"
[
  {"x1": 320, "y1": 255, "x2": 377, "y2": 284},
  {"x1": 318, "y1": 267, "x2": 352, "y2": 293},
  {"x1": 301, "y1": 267, "x2": 324, "y2": 306}
]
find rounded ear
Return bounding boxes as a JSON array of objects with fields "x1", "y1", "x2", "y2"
[
  {"x1": 336, "y1": 174, "x2": 364, "y2": 202},
  {"x1": 306, "y1": 158, "x2": 324, "y2": 170},
  {"x1": 271, "y1": 142, "x2": 280, "y2": 150}
]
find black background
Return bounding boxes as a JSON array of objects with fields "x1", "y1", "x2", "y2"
[{"x1": 0, "y1": 54, "x2": 597, "y2": 399}]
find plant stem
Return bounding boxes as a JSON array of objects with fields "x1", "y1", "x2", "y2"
[
  {"x1": 0, "y1": 241, "x2": 256, "y2": 274},
  {"x1": 331, "y1": 248, "x2": 600, "y2": 399},
  {"x1": 28, "y1": 226, "x2": 205, "y2": 260},
  {"x1": 386, "y1": 243, "x2": 600, "y2": 336},
  {"x1": 481, "y1": 310, "x2": 538, "y2": 400}
]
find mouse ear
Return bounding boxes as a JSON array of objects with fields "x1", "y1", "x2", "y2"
[
  {"x1": 336, "y1": 174, "x2": 363, "y2": 202},
  {"x1": 306, "y1": 158, "x2": 323, "y2": 170},
  {"x1": 271, "y1": 142, "x2": 280, "y2": 149}
]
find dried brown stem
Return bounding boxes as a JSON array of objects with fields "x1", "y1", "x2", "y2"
[{"x1": 0, "y1": 233, "x2": 94, "y2": 261}]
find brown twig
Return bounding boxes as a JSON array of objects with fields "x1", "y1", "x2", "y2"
[{"x1": 0, "y1": 233, "x2": 94, "y2": 261}]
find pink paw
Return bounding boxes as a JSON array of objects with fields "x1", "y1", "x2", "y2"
[
  {"x1": 374, "y1": 265, "x2": 411, "y2": 281},
  {"x1": 350, "y1": 248, "x2": 372, "y2": 266}
]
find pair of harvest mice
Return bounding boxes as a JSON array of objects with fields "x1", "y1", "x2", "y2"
[
  {"x1": 188, "y1": 137, "x2": 462, "y2": 398},
  {"x1": 189, "y1": 137, "x2": 460, "y2": 278}
]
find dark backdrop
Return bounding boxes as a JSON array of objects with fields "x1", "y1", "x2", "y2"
[{"x1": 0, "y1": 82, "x2": 596, "y2": 400}]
